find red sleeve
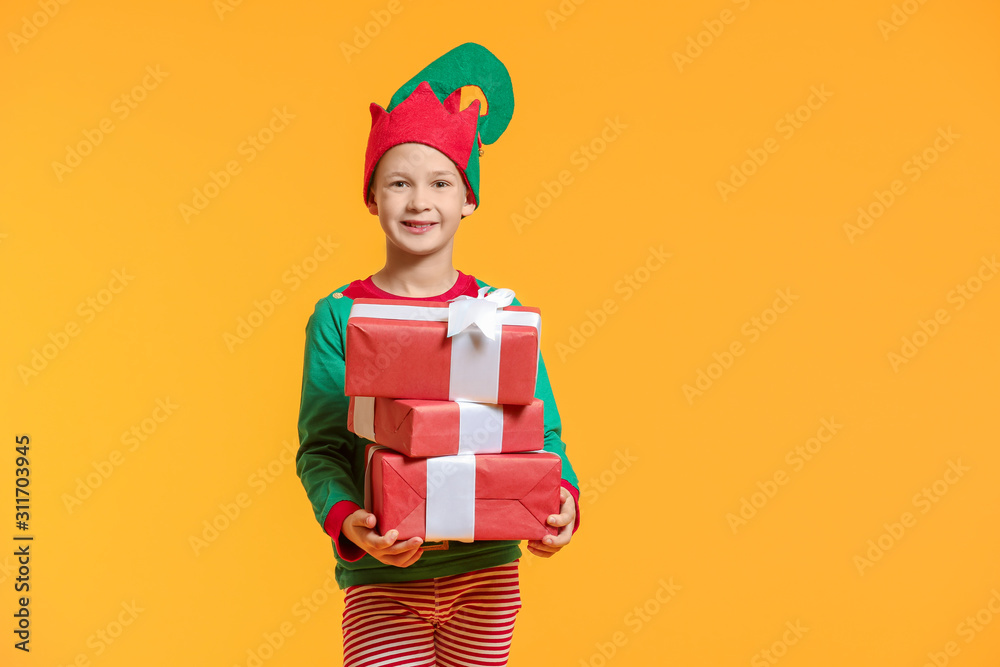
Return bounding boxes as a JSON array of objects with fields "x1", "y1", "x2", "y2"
[
  {"x1": 561, "y1": 480, "x2": 581, "y2": 534},
  {"x1": 324, "y1": 500, "x2": 365, "y2": 562}
]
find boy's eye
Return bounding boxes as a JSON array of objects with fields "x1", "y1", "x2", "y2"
[
  {"x1": 433, "y1": 181, "x2": 450, "y2": 188},
  {"x1": 390, "y1": 180, "x2": 407, "y2": 188}
]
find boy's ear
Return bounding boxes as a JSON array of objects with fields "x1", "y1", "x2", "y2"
[
  {"x1": 367, "y1": 197, "x2": 378, "y2": 215},
  {"x1": 461, "y1": 189, "x2": 476, "y2": 217}
]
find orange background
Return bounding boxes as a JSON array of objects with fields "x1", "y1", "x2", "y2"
[{"x1": 3, "y1": 0, "x2": 999, "y2": 665}]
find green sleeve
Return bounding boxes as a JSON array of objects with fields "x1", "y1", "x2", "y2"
[
  {"x1": 483, "y1": 282, "x2": 579, "y2": 491},
  {"x1": 295, "y1": 292, "x2": 365, "y2": 530},
  {"x1": 533, "y1": 349, "x2": 579, "y2": 491}
]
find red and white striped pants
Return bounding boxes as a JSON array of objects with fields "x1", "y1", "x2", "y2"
[{"x1": 341, "y1": 562, "x2": 521, "y2": 667}]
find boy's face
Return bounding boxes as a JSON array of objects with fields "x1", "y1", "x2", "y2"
[{"x1": 367, "y1": 143, "x2": 476, "y2": 259}]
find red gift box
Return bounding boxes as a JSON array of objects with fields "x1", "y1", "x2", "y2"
[
  {"x1": 365, "y1": 447, "x2": 561, "y2": 542},
  {"x1": 345, "y1": 298, "x2": 541, "y2": 405},
  {"x1": 348, "y1": 396, "x2": 544, "y2": 457}
]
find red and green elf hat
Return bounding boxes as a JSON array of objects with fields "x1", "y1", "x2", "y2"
[{"x1": 363, "y1": 42, "x2": 514, "y2": 208}]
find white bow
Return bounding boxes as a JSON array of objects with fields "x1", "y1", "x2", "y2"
[{"x1": 447, "y1": 286, "x2": 515, "y2": 340}]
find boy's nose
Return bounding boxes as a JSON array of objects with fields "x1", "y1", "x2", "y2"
[{"x1": 407, "y1": 186, "x2": 431, "y2": 210}]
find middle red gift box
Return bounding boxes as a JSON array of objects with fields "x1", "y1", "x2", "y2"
[
  {"x1": 365, "y1": 446, "x2": 562, "y2": 542},
  {"x1": 347, "y1": 396, "x2": 545, "y2": 457}
]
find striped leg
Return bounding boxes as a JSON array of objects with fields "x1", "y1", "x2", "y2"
[
  {"x1": 342, "y1": 582, "x2": 437, "y2": 667},
  {"x1": 434, "y1": 564, "x2": 522, "y2": 667}
]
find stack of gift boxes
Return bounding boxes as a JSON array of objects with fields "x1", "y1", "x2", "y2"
[{"x1": 343, "y1": 291, "x2": 562, "y2": 543}]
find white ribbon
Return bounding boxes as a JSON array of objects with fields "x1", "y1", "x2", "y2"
[
  {"x1": 362, "y1": 444, "x2": 386, "y2": 512},
  {"x1": 349, "y1": 290, "x2": 540, "y2": 405},
  {"x1": 447, "y1": 286, "x2": 516, "y2": 340},
  {"x1": 352, "y1": 397, "x2": 376, "y2": 441},
  {"x1": 457, "y1": 402, "x2": 504, "y2": 454},
  {"x1": 425, "y1": 454, "x2": 476, "y2": 542},
  {"x1": 348, "y1": 296, "x2": 539, "y2": 332}
]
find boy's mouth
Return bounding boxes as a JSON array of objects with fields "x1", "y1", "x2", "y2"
[{"x1": 402, "y1": 220, "x2": 437, "y2": 229}]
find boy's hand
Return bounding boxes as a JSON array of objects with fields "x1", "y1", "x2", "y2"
[
  {"x1": 342, "y1": 509, "x2": 424, "y2": 567},
  {"x1": 526, "y1": 487, "x2": 576, "y2": 558}
]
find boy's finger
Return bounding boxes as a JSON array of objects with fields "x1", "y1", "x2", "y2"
[
  {"x1": 526, "y1": 542, "x2": 556, "y2": 558},
  {"x1": 399, "y1": 548, "x2": 424, "y2": 568},
  {"x1": 382, "y1": 536, "x2": 422, "y2": 555},
  {"x1": 547, "y1": 510, "x2": 573, "y2": 527},
  {"x1": 381, "y1": 540, "x2": 423, "y2": 566},
  {"x1": 370, "y1": 529, "x2": 399, "y2": 549},
  {"x1": 543, "y1": 529, "x2": 571, "y2": 548}
]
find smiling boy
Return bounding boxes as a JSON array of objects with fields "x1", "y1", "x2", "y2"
[
  {"x1": 295, "y1": 43, "x2": 580, "y2": 666},
  {"x1": 364, "y1": 142, "x2": 477, "y2": 299}
]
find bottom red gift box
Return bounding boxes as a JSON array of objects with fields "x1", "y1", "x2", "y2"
[{"x1": 365, "y1": 446, "x2": 562, "y2": 542}]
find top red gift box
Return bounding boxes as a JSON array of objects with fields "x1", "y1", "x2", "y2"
[{"x1": 345, "y1": 290, "x2": 541, "y2": 405}]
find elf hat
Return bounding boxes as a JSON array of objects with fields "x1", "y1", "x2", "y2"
[{"x1": 363, "y1": 42, "x2": 515, "y2": 208}]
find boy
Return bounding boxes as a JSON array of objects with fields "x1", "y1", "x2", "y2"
[{"x1": 295, "y1": 43, "x2": 580, "y2": 666}]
